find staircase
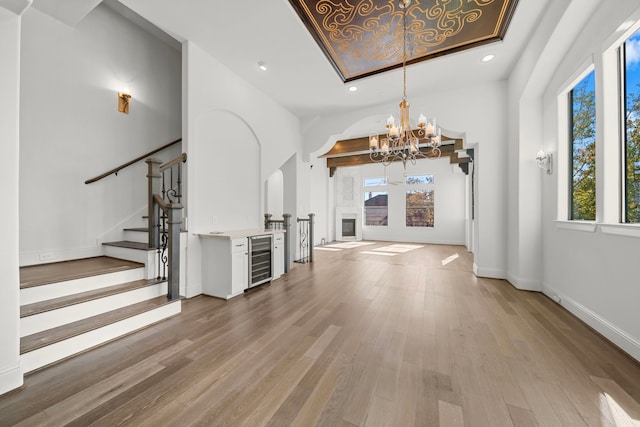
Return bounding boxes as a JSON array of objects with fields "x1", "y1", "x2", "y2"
[
  {"x1": 19, "y1": 149, "x2": 187, "y2": 374},
  {"x1": 19, "y1": 256, "x2": 181, "y2": 374}
]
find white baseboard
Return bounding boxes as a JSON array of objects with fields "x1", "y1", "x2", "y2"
[
  {"x1": 542, "y1": 282, "x2": 640, "y2": 363},
  {"x1": 506, "y1": 273, "x2": 541, "y2": 292},
  {"x1": 473, "y1": 263, "x2": 506, "y2": 279},
  {"x1": 19, "y1": 245, "x2": 103, "y2": 267},
  {"x1": 0, "y1": 362, "x2": 23, "y2": 396}
]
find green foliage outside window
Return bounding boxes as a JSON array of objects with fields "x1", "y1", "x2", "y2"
[
  {"x1": 624, "y1": 31, "x2": 640, "y2": 223},
  {"x1": 570, "y1": 71, "x2": 596, "y2": 221},
  {"x1": 406, "y1": 190, "x2": 434, "y2": 227},
  {"x1": 625, "y1": 89, "x2": 640, "y2": 222}
]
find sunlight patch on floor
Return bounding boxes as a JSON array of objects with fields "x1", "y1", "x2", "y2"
[
  {"x1": 359, "y1": 251, "x2": 397, "y2": 257},
  {"x1": 604, "y1": 393, "x2": 640, "y2": 426},
  {"x1": 324, "y1": 242, "x2": 376, "y2": 249},
  {"x1": 373, "y1": 244, "x2": 423, "y2": 253},
  {"x1": 441, "y1": 253, "x2": 460, "y2": 266}
]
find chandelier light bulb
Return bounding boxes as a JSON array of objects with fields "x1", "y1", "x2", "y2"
[{"x1": 387, "y1": 115, "x2": 395, "y2": 126}]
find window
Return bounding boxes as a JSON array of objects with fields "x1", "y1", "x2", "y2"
[
  {"x1": 406, "y1": 190, "x2": 434, "y2": 227},
  {"x1": 405, "y1": 174, "x2": 434, "y2": 185},
  {"x1": 623, "y1": 29, "x2": 640, "y2": 223},
  {"x1": 569, "y1": 70, "x2": 596, "y2": 220},
  {"x1": 364, "y1": 177, "x2": 388, "y2": 187},
  {"x1": 364, "y1": 191, "x2": 388, "y2": 226}
]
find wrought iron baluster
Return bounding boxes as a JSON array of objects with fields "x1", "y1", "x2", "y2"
[
  {"x1": 160, "y1": 202, "x2": 168, "y2": 280},
  {"x1": 177, "y1": 163, "x2": 182, "y2": 204},
  {"x1": 156, "y1": 202, "x2": 162, "y2": 279},
  {"x1": 293, "y1": 214, "x2": 314, "y2": 264}
]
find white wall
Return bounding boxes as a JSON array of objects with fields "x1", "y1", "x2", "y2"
[
  {"x1": 182, "y1": 41, "x2": 301, "y2": 297},
  {"x1": 0, "y1": 2, "x2": 26, "y2": 395},
  {"x1": 303, "y1": 81, "x2": 508, "y2": 277},
  {"x1": 329, "y1": 160, "x2": 466, "y2": 244},
  {"x1": 530, "y1": 0, "x2": 640, "y2": 361},
  {"x1": 265, "y1": 169, "x2": 284, "y2": 219},
  {"x1": 19, "y1": 4, "x2": 182, "y2": 265},
  {"x1": 506, "y1": 0, "x2": 601, "y2": 291}
]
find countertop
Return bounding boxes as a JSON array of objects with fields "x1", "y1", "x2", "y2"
[{"x1": 197, "y1": 229, "x2": 283, "y2": 240}]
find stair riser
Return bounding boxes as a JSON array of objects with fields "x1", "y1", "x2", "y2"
[
  {"x1": 21, "y1": 282, "x2": 168, "y2": 337},
  {"x1": 21, "y1": 301, "x2": 182, "y2": 374},
  {"x1": 103, "y1": 246, "x2": 157, "y2": 279},
  {"x1": 122, "y1": 230, "x2": 149, "y2": 244},
  {"x1": 20, "y1": 268, "x2": 145, "y2": 305}
]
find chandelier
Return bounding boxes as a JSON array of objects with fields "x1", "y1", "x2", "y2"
[{"x1": 369, "y1": 0, "x2": 442, "y2": 169}]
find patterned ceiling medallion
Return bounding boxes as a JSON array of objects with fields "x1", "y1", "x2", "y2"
[{"x1": 288, "y1": 0, "x2": 519, "y2": 82}]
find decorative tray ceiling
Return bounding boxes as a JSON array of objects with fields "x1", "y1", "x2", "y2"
[{"x1": 288, "y1": 0, "x2": 519, "y2": 82}]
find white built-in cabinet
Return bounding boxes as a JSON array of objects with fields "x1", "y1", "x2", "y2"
[
  {"x1": 199, "y1": 230, "x2": 284, "y2": 300},
  {"x1": 230, "y1": 238, "x2": 249, "y2": 296},
  {"x1": 273, "y1": 232, "x2": 284, "y2": 279}
]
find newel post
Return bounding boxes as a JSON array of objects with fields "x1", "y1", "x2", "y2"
[
  {"x1": 308, "y1": 213, "x2": 315, "y2": 263},
  {"x1": 146, "y1": 158, "x2": 162, "y2": 249},
  {"x1": 283, "y1": 213, "x2": 291, "y2": 273},
  {"x1": 167, "y1": 203, "x2": 183, "y2": 300}
]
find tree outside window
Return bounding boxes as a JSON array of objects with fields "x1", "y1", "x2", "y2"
[
  {"x1": 570, "y1": 70, "x2": 596, "y2": 221},
  {"x1": 406, "y1": 190, "x2": 434, "y2": 227},
  {"x1": 624, "y1": 30, "x2": 640, "y2": 223}
]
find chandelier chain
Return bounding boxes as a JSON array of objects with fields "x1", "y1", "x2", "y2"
[{"x1": 402, "y1": 2, "x2": 407, "y2": 100}]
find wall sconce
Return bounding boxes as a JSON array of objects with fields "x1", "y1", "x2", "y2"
[
  {"x1": 118, "y1": 91, "x2": 131, "y2": 114},
  {"x1": 536, "y1": 149, "x2": 552, "y2": 174}
]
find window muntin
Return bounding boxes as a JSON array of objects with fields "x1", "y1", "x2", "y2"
[
  {"x1": 405, "y1": 174, "x2": 434, "y2": 185},
  {"x1": 406, "y1": 190, "x2": 434, "y2": 227},
  {"x1": 364, "y1": 191, "x2": 388, "y2": 226},
  {"x1": 570, "y1": 70, "x2": 596, "y2": 221},
  {"x1": 623, "y1": 29, "x2": 640, "y2": 223}
]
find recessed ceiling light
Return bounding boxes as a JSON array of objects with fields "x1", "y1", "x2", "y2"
[
  {"x1": 348, "y1": 86, "x2": 358, "y2": 92},
  {"x1": 481, "y1": 54, "x2": 495, "y2": 63},
  {"x1": 257, "y1": 62, "x2": 268, "y2": 71}
]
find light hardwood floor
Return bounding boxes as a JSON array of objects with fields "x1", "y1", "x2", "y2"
[{"x1": 2, "y1": 242, "x2": 640, "y2": 426}]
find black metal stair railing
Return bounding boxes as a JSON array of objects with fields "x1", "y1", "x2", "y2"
[
  {"x1": 294, "y1": 213, "x2": 314, "y2": 264},
  {"x1": 146, "y1": 154, "x2": 186, "y2": 300}
]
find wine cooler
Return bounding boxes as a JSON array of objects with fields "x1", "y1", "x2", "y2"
[{"x1": 248, "y1": 234, "x2": 273, "y2": 288}]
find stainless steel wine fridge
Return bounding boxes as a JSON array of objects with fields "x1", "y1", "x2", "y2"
[{"x1": 247, "y1": 234, "x2": 273, "y2": 288}]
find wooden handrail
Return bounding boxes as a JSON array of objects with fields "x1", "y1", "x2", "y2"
[
  {"x1": 153, "y1": 193, "x2": 168, "y2": 210},
  {"x1": 85, "y1": 138, "x2": 182, "y2": 184},
  {"x1": 159, "y1": 153, "x2": 187, "y2": 173}
]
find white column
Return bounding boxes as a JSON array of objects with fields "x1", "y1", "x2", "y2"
[{"x1": 0, "y1": 0, "x2": 31, "y2": 394}]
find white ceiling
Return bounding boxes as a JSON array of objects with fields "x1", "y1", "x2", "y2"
[{"x1": 118, "y1": 0, "x2": 550, "y2": 120}]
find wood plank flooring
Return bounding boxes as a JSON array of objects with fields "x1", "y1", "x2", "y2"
[
  {"x1": 3, "y1": 241, "x2": 640, "y2": 426},
  {"x1": 20, "y1": 257, "x2": 143, "y2": 288}
]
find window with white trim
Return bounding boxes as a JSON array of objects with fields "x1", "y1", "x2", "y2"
[
  {"x1": 364, "y1": 191, "x2": 388, "y2": 226},
  {"x1": 569, "y1": 70, "x2": 596, "y2": 221},
  {"x1": 622, "y1": 28, "x2": 640, "y2": 223},
  {"x1": 405, "y1": 174, "x2": 435, "y2": 227}
]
